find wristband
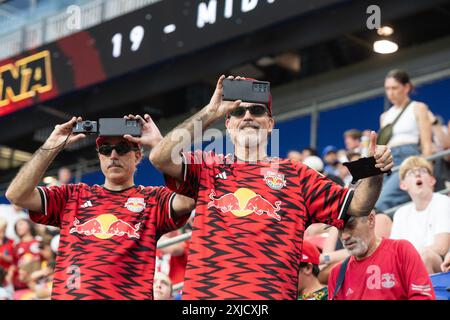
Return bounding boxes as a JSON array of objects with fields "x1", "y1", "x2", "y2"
[{"x1": 343, "y1": 156, "x2": 392, "y2": 184}]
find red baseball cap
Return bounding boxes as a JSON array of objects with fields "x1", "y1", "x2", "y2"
[
  {"x1": 301, "y1": 240, "x2": 320, "y2": 265},
  {"x1": 95, "y1": 136, "x2": 140, "y2": 149}
]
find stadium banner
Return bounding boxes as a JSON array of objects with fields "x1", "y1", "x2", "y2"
[{"x1": 0, "y1": 0, "x2": 344, "y2": 117}]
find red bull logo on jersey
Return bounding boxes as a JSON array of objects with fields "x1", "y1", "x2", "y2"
[
  {"x1": 124, "y1": 197, "x2": 146, "y2": 213},
  {"x1": 69, "y1": 214, "x2": 141, "y2": 239},
  {"x1": 263, "y1": 171, "x2": 286, "y2": 190},
  {"x1": 208, "y1": 188, "x2": 282, "y2": 221}
]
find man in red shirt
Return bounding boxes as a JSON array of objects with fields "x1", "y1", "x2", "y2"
[
  {"x1": 12, "y1": 218, "x2": 41, "y2": 290},
  {"x1": 6, "y1": 115, "x2": 195, "y2": 300},
  {"x1": 147, "y1": 75, "x2": 394, "y2": 300},
  {"x1": 328, "y1": 211, "x2": 435, "y2": 300}
]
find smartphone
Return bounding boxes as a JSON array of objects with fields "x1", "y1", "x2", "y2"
[
  {"x1": 72, "y1": 118, "x2": 142, "y2": 136},
  {"x1": 99, "y1": 118, "x2": 142, "y2": 136},
  {"x1": 222, "y1": 79, "x2": 270, "y2": 105}
]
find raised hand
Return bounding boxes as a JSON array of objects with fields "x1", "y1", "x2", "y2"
[
  {"x1": 43, "y1": 117, "x2": 86, "y2": 150},
  {"x1": 368, "y1": 130, "x2": 394, "y2": 172},
  {"x1": 206, "y1": 75, "x2": 242, "y2": 119},
  {"x1": 123, "y1": 114, "x2": 163, "y2": 148}
]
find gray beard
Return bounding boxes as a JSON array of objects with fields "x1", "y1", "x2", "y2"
[{"x1": 345, "y1": 237, "x2": 369, "y2": 257}]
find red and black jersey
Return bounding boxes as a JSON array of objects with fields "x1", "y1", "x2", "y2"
[
  {"x1": 29, "y1": 184, "x2": 188, "y2": 300},
  {"x1": 166, "y1": 151, "x2": 353, "y2": 300}
]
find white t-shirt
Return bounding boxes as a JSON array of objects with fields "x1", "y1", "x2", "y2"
[
  {"x1": 382, "y1": 101, "x2": 419, "y2": 147},
  {"x1": 390, "y1": 193, "x2": 450, "y2": 252},
  {"x1": 0, "y1": 284, "x2": 14, "y2": 300}
]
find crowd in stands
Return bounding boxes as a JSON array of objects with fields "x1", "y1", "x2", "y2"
[
  {"x1": 0, "y1": 168, "x2": 62, "y2": 300},
  {"x1": 0, "y1": 70, "x2": 449, "y2": 300},
  {"x1": 293, "y1": 70, "x2": 450, "y2": 299}
]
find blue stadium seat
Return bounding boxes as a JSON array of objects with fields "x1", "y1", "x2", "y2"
[{"x1": 430, "y1": 272, "x2": 450, "y2": 300}]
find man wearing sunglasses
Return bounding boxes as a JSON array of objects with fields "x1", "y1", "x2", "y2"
[
  {"x1": 6, "y1": 115, "x2": 195, "y2": 300},
  {"x1": 328, "y1": 211, "x2": 435, "y2": 300},
  {"x1": 149, "y1": 75, "x2": 394, "y2": 300}
]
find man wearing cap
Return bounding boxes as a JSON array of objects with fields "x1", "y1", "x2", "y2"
[
  {"x1": 298, "y1": 240, "x2": 328, "y2": 300},
  {"x1": 5, "y1": 115, "x2": 195, "y2": 300},
  {"x1": 149, "y1": 75, "x2": 394, "y2": 300},
  {"x1": 328, "y1": 210, "x2": 435, "y2": 300},
  {"x1": 322, "y1": 145, "x2": 340, "y2": 176}
]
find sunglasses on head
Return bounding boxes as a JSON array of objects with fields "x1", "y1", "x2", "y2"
[
  {"x1": 97, "y1": 142, "x2": 138, "y2": 156},
  {"x1": 229, "y1": 105, "x2": 268, "y2": 118}
]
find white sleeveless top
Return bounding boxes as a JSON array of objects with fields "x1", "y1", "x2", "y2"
[{"x1": 381, "y1": 101, "x2": 419, "y2": 147}]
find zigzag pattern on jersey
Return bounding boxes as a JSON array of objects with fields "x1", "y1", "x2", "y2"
[
  {"x1": 30, "y1": 184, "x2": 181, "y2": 300},
  {"x1": 180, "y1": 153, "x2": 344, "y2": 300}
]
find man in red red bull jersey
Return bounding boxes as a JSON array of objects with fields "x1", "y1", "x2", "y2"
[
  {"x1": 150, "y1": 75, "x2": 394, "y2": 300},
  {"x1": 6, "y1": 115, "x2": 195, "y2": 300}
]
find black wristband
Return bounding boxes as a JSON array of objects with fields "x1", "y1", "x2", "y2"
[{"x1": 343, "y1": 157, "x2": 391, "y2": 184}]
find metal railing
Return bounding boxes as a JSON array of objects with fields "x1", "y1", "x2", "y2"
[
  {"x1": 157, "y1": 231, "x2": 192, "y2": 250},
  {"x1": 0, "y1": 0, "x2": 162, "y2": 61},
  {"x1": 391, "y1": 148, "x2": 450, "y2": 172},
  {"x1": 156, "y1": 231, "x2": 191, "y2": 297},
  {"x1": 384, "y1": 186, "x2": 450, "y2": 216}
]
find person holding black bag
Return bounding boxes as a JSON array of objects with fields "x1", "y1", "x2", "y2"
[{"x1": 374, "y1": 70, "x2": 433, "y2": 218}]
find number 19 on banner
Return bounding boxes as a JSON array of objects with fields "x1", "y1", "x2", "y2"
[{"x1": 111, "y1": 25, "x2": 145, "y2": 58}]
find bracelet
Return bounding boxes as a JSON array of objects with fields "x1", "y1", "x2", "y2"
[{"x1": 40, "y1": 134, "x2": 71, "y2": 151}]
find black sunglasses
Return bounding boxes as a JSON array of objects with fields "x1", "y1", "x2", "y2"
[
  {"x1": 97, "y1": 142, "x2": 138, "y2": 156},
  {"x1": 229, "y1": 105, "x2": 268, "y2": 118}
]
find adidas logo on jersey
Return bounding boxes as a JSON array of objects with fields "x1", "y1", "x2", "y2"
[
  {"x1": 215, "y1": 171, "x2": 227, "y2": 180},
  {"x1": 81, "y1": 201, "x2": 93, "y2": 208},
  {"x1": 346, "y1": 288, "x2": 354, "y2": 296}
]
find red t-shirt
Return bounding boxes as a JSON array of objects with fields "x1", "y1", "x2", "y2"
[
  {"x1": 166, "y1": 151, "x2": 353, "y2": 300},
  {"x1": 328, "y1": 238, "x2": 435, "y2": 300},
  {"x1": 169, "y1": 243, "x2": 189, "y2": 284},
  {"x1": 12, "y1": 238, "x2": 41, "y2": 289},
  {"x1": 29, "y1": 183, "x2": 188, "y2": 300},
  {"x1": 156, "y1": 240, "x2": 189, "y2": 284},
  {"x1": 13, "y1": 239, "x2": 41, "y2": 265},
  {"x1": 0, "y1": 237, "x2": 14, "y2": 270}
]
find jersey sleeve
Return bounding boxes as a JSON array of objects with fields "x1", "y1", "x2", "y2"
[
  {"x1": 164, "y1": 150, "x2": 211, "y2": 201},
  {"x1": 398, "y1": 240, "x2": 436, "y2": 300},
  {"x1": 28, "y1": 184, "x2": 78, "y2": 228},
  {"x1": 153, "y1": 187, "x2": 190, "y2": 237},
  {"x1": 299, "y1": 164, "x2": 353, "y2": 229}
]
